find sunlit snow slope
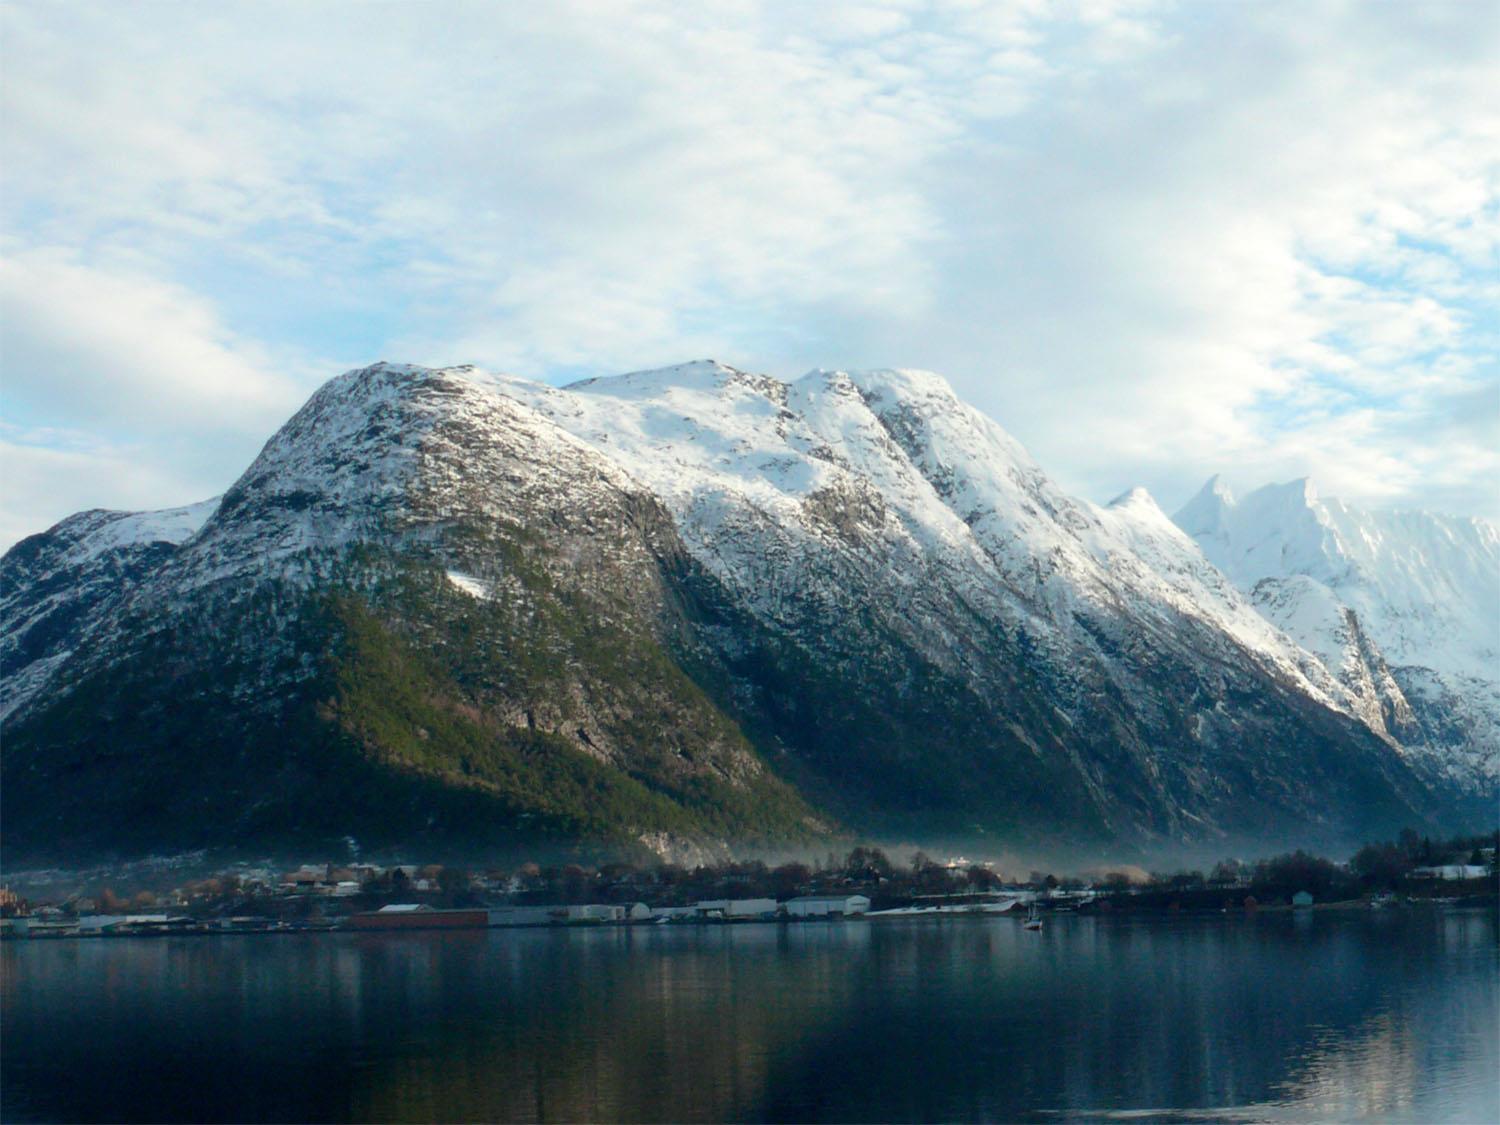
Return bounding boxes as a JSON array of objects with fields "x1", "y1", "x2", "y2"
[{"x1": 1175, "y1": 476, "x2": 1499, "y2": 791}]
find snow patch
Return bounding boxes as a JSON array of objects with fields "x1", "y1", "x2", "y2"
[{"x1": 445, "y1": 571, "x2": 493, "y2": 600}]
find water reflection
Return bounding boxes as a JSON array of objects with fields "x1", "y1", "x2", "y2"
[
  {"x1": 2, "y1": 909, "x2": 1495, "y2": 1123},
  {"x1": 348, "y1": 925, "x2": 874, "y2": 1123}
]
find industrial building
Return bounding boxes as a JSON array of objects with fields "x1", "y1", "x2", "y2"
[
  {"x1": 784, "y1": 894, "x2": 871, "y2": 917},
  {"x1": 694, "y1": 898, "x2": 778, "y2": 919}
]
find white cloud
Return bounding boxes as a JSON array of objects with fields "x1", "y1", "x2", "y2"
[
  {"x1": 906, "y1": 0, "x2": 1499, "y2": 517},
  {"x1": 0, "y1": 429, "x2": 211, "y2": 548},
  {"x1": 0, "y1": 249, "x2": 306, "y2": 431},
  {"x1": 0, "y1": 0, "x2": 1495, "y2": 548}
]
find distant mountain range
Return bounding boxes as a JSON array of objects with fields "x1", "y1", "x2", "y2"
[{"x1": 2, "y1": 361, "x2": 1493, "y2": 864}]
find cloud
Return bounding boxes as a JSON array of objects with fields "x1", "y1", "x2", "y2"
[
  {"x1": 905, "y1": 0, "x2": 1499, "y2": 517},
  {"x1": 0, "y1": 427, "x2": 212, "y2": 548},
  {"x1": 0, "y1": 249, "x2": 306, "y2": 432},
  {"x1": 0, "y1": 0, "x2": 1495, "y2": 548}
]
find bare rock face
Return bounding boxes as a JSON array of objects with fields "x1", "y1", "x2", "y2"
[{"x1": 2, "y1": 360, "x2": 1487, "y2": 864}]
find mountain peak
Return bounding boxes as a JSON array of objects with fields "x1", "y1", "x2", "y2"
[
  {"x1": 1204, "y1": 473, "x2": 1234, "y2": 503},
  {"x1": 1108, "y1": 484, "x2": 1152, "y2": 507},
  {"x1": 1104, "y1": 486, "x2": 1182, "y2": 534},
  {"x1": 843, "y1": 367, "x2": 960, "y2": 406},
  {"x1": 1106, "y1": 486, "x2": 1171, "y2": 523},
  {"x1": 1176, "y1": 474, "x2": 1328, "y2": 540},
  {"x1": 1247, "y1": 476, "x2": 1319, "y2": 509},
  {"x1": 565, "y1": 359, "x2": 747, "y2": 397},
  {"x1": 1173, "y1": 474, "x2": 1236, "y2": 538}
]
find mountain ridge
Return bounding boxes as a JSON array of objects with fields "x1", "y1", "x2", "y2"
[
  {"x1": 2, "y1": 360, "x2": 1489, "y2": 864},
  {"x1": 1172, "y1": 473, "x2": 1499, "y2": 795}
]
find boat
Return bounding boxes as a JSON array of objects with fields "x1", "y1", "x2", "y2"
[{"x1": 1022, "y1": 904, "x2": 1043, "y2": 931}]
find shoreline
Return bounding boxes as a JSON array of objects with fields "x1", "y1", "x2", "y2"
[{"x1": 5, "y1": 894, "x2": 1493, "y2": 942}]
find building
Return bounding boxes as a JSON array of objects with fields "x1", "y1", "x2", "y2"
[
  {"x1": 487, "y1": 906, "x2": 560, "y2": 928},
  {"x1": 1411, "y1": 865, "x2": 1490, "y2": 881},
  {"x1": 486, "y1": 903, "x2": 649, "y2": 927},
  {"x1": 785, "y1": 894, "x2": 871, "y2": 918},
  {"x1": 694, "y1": 898, "x2": 778, "y2": 919},
  {"x1": 100, "y1": 914, "x2": 198, "y2": 934},
  {"x1": 1291, "y1": 891, "x2": 1314, "y2": 908},
  {"x1": 346, "y1": 904, "x2": 488, "y2": 930},
  {"x1": 77, "y1": 915, "x2": 129, "y2": 935}
]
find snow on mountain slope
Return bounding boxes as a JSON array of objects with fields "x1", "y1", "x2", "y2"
[
  {"x1": 1177, "y1": 476, "x2": 1498, "y2": 682},
  {"x1": 49, "y1": 500, "x2": 219, "y2": 562},
  {"x1": 1, "y1": 360, "x2": 1393, "y2": 738},
  {"x1": 499, "y1": 361, "x2": 1357, "y2": 717},
  {"x1": 1175, "y1": 476, "x2": 1499, "y2": 789},
  {"x1": 150, "y1": 362, "x2": 662, "y2": 596},
  {"x1": 484, "y1": 359, "x2": 1491, "y2": 797},
  {"x1": 842, "y1": 369, "x2": 1360, "y2": 715},
  {"x1": 446, "y1": 361, "x2": 1453, "y2": 837},
  {"x1": 0, "y1": 498, "x2": 220, "y2": 719},
  {"x1": 0, "y1": 363, "x2": 667, "y2": 722},
  {"x1": 496, "y1": 361, "x2": 1020, "y2": 680},
  {"x1": 4, "y1": 358, "x2": 1476, "y2": 854},
  {"x1": 1088, "y1": 488, "x2": 1356, "y2": 712},
  {"x1": 1248, "y1": 573, "x2": 1416, "y2": 738}
]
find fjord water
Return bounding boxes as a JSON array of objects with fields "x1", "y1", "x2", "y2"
[{"x1": 3, "y1": 909, "x2": 1495, "y2": 1123}]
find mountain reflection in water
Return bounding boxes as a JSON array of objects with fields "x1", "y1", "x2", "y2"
[{"x1": 2, "y1": 908, "x2": 1495, "y2": 1123}]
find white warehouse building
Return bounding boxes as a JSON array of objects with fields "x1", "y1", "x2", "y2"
[{"x1": 784, "y1": 894, "x2": 871, "y2": 917}]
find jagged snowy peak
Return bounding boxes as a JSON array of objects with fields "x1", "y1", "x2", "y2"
[
  {"x1": 1174, "y1": 475, "x2": 1500, "y2": 792},
  {"x1": 1175, "y1": 476, "x2": 1499, "y2": 684}
]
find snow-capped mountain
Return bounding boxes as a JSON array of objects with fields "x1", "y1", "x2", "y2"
[
  {"x1": 1, "y1": 361, "x2": 1485, "y2": 863},
  {"x1": 0, "y1": 500, "x2": 220, "y2": 724},
  {"x1": 501, "y1": 363, "x2": 1359, "y2": 713},
  {"x1": 1174, "y1": 476, "x2": 1499, "y2": 791}
]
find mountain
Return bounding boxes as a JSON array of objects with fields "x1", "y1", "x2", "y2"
[
  {"x1": 1, "y1": 361, "x2": 1483, "y2": 865},
  {"x1": 1174, "y1": 475, "x2": 1500, "y2": 795}
]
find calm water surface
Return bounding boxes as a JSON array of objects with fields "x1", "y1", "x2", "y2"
[{"x1": 3, "y1": 908, "x2": 1496, "y2": 1123}]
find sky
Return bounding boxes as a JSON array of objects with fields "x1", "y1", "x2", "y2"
[{"x1": 1, "y1": 0, "x2": 1497, "y2": 548}]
